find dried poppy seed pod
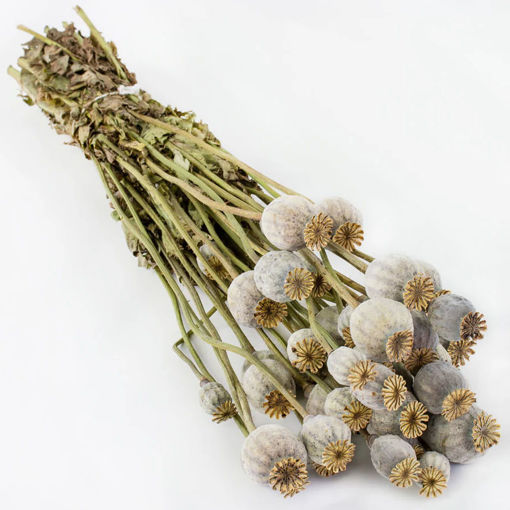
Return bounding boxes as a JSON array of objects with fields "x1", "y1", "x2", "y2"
[
  {"x1": 227, "y1": 271, "x2": 263, "y2": 328},
  {"x1": 428, "y1": 293, "x2": 486, "y2": 342},
  {"x1": 350, "y1": 298, "x2": 414, "y2": 362},
  {"x1": 242, "y1": 359, "x2": 296, "y2": 418},
  {"x1": 422, "y1": 406, "x2": 497, "y2": 464},
  {"x1": 413, "y1": 361, "x2": 475, "y2": 421},
  {"x1": 367, "y1": 392, "x2": 416, "y2": 436},
  {"x1": 351, "y1": 363, "x2": 395, "y2": 410},
  {"x1": 199, "y1": 381, "x2": 237, "y2": 423},
  {"x1": 260, "y1": 195, "x2": 318, "y2": 251},
  {"x1": 435, "y1": 343, "x2": 453, "y2": 364},
  {"x1": 196, "y1": 242, "x2": 228, "y2": 280},
  {"x1": 418, "y1": 451, "x2": 450, "y2": 497},
  {"x1": 324, "y1": 387, "x2": 355, "y2": 419},
  {"x1": 316, "y1": 306, "x2": 343, "y2": 344},
  {"x1": 370, "y1": 435, "x2": 421, "y2": 487},
  {"x1": 337, "y1": 305, "x2": 353, "y2": 333},
  {"x1": 241, "y1": 424, "x2": 309, "y2": 497},
  {"x1": 317, "y1": 197, "x2": 363, "y2": 232},
  {"x1": 365, "y1": 254, "x2": 441, "y2": 309},
  {"x1": 300, "y1": 415, "x2": 355, "y2": 473},
  {"x1": 287, "y1": 328, "x2": 326, "y2": 373},
  {"x1": 241, "y1": 350, "x2": 276, "y2": 375},
  {"x1": 327, "y1": 346, "x2": 366, "y2": 385},
  {"x1": 411, "y1": 311, "x2": 439, "y2": 350},
  {"x1": 254, "y1": 250, "x2": 313, "y2": 303},
  {"x1": 305, "y1": 384, "x2": 329, "y2": 415}
]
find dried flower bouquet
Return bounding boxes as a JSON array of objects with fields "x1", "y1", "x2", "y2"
[{"x1": 9, "y1": 7, "x2": 500, "y2": 499}]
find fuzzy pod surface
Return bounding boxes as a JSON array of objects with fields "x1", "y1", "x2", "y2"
[
  {"x1": 367, "y1": 392, "x2": 416, "y2": 436},
  {"x1": 428, "y1": 293, "x2": 476, "y2": 342},
  {"x1": 327, "y1": 346, "x2": 366, "y2": 386},
  {"x1": 305, "y1": 384, "x2": 329, "y2": 415},
  {"x1": 370, "y1": 434, "x2": 417, "y2": 479},
  {"x1": 260, "y1": 195, "x2": 318, "y2": 251},
  {"x1": 241, "y1": 424, "x2": 308, "y2": 483},
  {"x1": 351, "y1": 363, "x2": 395, "y2": 410},
  {"x1": 350, "y1": 298, "x2": 413, "y2": 362},
  {"x1": 286, "y1": 328, "x2": 315, "y2": 365},
  {"x1": 337, "y1": 305, "x2": 353, "y2": 335},
  {"x1": 227, "y1": 271, "x2": 263, "y2": 328},
  {"x1": 420, "y1": 451, "x2": 450, "y2": 481},
  {"x1": 318, "y1": 197, "x2": 363, "y2": 231},
  {"x1": 254, "y1": 250, "x2": 310, "y2": 303},
  {"x1": 413, "y1": 361, "x2": 468, "y2": 414},
  {"x1": 242, "y1": 358, "x2": 296, "y2": 410},
  {"x1": 300, "y1": 415, "x2": 352, "y2": 465},
  {"x1": 364, "y1": 254, "x2": 421, "y2": 302},
  {"x1": 422, "y1": 407, "x2": 484, "y2": 464},
  {"x1": 411, "y1": 311, "x2": 439, "y2": 350},
  {"x1": 316, "y1": 306, "x2": 342, "y2": 343},
  {"x1": 199, "y1": 381, "x2": 231, "y2": 414},
  {"x1": 324, "y1": 387, "x2": 355, "y2": 418}
]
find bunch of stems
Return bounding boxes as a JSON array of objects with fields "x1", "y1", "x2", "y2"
[{"x1": 8, "y1": 7, "x2": 374, "y2": 436}]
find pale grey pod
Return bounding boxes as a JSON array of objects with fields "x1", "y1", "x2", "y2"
[
  {"x1": 365, "y1": 254, "x2": 422, "y2": 302},
  {"x1": 324, "y1": 387, "x2": 355, "y2": 419},
  {"x1": 350, "y1": 298, "x2": 413, "y2": 362},
  {"x1": 337, "y1": 305, "x2": 354, "y2": 336},
  {"x1": 242, "y1": 350, "x2": 276, "y2": 375},
  {"x1": 317, "y1": 197, "x2": 363, "y2": 231},
  {"x1": 196, "y1": 243, "x2": 216, "y2": 276},
  {"x1": 413, "y1": 361, "x2": 468, "y2": 414},
  {"x1": 428, "y1": 293, "x2": 476, "y2": 342},
  {"x1": 260, "y1": 195, "x2": 318, "y2": 251},
  {"x1": 242, "y1": 359, "x2": 296, "y2": 411},
  {"x1": 227, "y1": 271, "x2": 263, "y2": 328},
  {"x1": 422, "y1": 407, "x2": 483, "y2": 464},
  {"x1": 351, "y1": 363, "x2": 395, "y2": 410},
  {"x1": 254, "y1": 250, "x2": 309, "y2": 303},
  {"x1": 415, "y1": 259, "x2": 442, "y2": 292},
  {"x1": 300, "y1": 415, "x2": 352, "y2": 465},
  {"x1": 286, "y1": 328, "x2": 315, "y2": 365},
  {"x1": 420, "y1": 451, "x2": 450, "y2": 481},
  {"x1": 305, "y1": 384, "x2": 329, "y2": 415},
  {"x1": 241, "y1": 424, "x2": 308, "y2": 484},
  {"x1": 370, "y1": 435, "x2": 417, "y2": 479},
  {"x1": 327, "y1": 346, "x2": 365, "y2": 385},
  {"x1": 199, "y1": 381, "x2": 231, "y2": 415},
  {"x1": 316, "y1": 306, "x2": 342, "y2": 344},
  {"x1": 411, "y1": 311, "x2": 439, "y2": 350},
  {"x1": 436, "y1": 344, "x2": 452, "y2": 364},
  {"x1": 367, "y1": 392, "x2": 416, "y2": 436}
]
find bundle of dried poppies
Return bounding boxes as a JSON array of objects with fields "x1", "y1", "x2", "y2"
[{"x1": 9, "y1": 7, "x2": 500, "y2": 499}]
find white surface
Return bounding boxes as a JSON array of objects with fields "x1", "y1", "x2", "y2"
[{"x1": 1, "y1": 1, "x2": 509, "y2": 508}]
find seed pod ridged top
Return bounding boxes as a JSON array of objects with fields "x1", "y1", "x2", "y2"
[
  {"x1": 260, "y1": 195, "x2": 318, "y2": 251},
  {"x1": 351, "y1": 362, "x2": 395, "y2": 410},
  {"x1": 413, "y1": 361, "x2": 470, "y2": 415},
  {"x1": 241, "y1": 424, "x2": 308, "y2": 496}
]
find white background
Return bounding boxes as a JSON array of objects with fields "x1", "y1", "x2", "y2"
[{"x1": 1, "y1": 1, "x2": 509, "y2": 509}]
